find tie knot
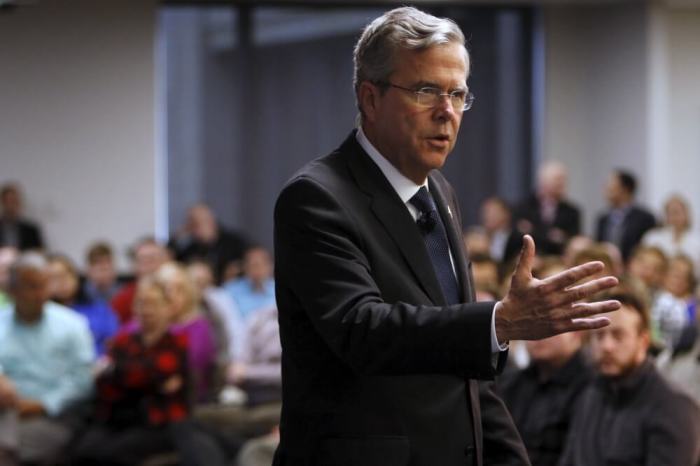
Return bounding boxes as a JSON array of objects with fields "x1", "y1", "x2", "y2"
[{"x1": 409, "y1": 187, "x2": 436, "y2": 215}]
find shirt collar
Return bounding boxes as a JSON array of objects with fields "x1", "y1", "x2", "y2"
[{"x1": 356, "y1": 125, "x2": 428, "y2": 204}]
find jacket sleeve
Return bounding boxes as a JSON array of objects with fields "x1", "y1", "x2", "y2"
[
  {"x1": 274, "y1": 175, "x2": 497, "y2": 379},
  {"x1": 645, "y1": 392, "x2": 700, "y2": 466}
]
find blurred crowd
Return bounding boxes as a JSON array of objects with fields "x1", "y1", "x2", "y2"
[{"x1": 1, "y1": 160, "x2": 700, "y2": 465}]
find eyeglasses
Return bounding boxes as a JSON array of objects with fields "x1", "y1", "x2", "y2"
[{"x1": 380, "y1": 82, "x2": 475, "y2": 112}]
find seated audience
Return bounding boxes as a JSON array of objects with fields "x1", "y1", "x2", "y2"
[
  {"x1": 47, "y1": 254, "x2": 118, "y2": 357},
  {"x1": 0, "y1": 247, "x2": 18, "y2": 309},
  {"x1": 514, "y1": 161, "x2": 581, "y2": 255},
  {"x1": 155, "y1": 262, "x2": 218, "y2": 403},
  {"x1": 596, "y1": 169, "x2": 656, "y2": 261},
  {"x1": 662, "y1": 315, "x2": 700, "y2": 406},
  {"x1": 498, "y1": 259, "x2": 592, "y2": 466},
  {"x1": 228, "y1": 306, "x2": 282, "y2": 406},
  {"x1": 572, "y1": 244, "x2": 617, "y2": 280},
  {"x1": 562, "y1": 235, "x2": 593, "y2": 268},
  {"x1": 187, "y1": 260, "x2": 240, "y2": 374},
  {"x1": 560, "y1": 292, "x2": 700, "y2": 465},
  {"x1": 0, "y1": 253, "x2": 94, "y2": 465},
  {"x1": 462, "y1": 226, "x2": 491, "y2": 258},
  {"x1": 224, "y1": 246, "x2": 276, "y2": 324},
  {"x1": 469, "y1": 253, "x2": 500, "y2": 300},
  {"x1": 111, "y1": 237, "x2": 169, "y2": 325},
  {"x1": 169, "y1": 203, "x2": 250, "y2": 285},
  {"x1": 643, "y1": 194, "x2": 700, "y2": 272},
  {"x1": 626, "y1": 245, "x2": 668, "y2": 305},
  {"x1": 83, "y1": 241, "x2": 121, "y2": 304},
  {"x1": 479, "y1": 197, "x2": 522, "y2": 264},
  {"x1": 0, "y1": 183, "x2": 45, "y2": 251},
  {"x1": 651, "y1": 254, "x2": 698, "y2": 352},
  {"x1": 73, "y1": 276, "x2": 225, "y2": 466}
]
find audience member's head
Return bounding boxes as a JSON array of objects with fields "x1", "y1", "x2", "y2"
[
  {"x1": 463, "y1": 227, "x2": 490, "y2": 258},
  {"x1": 134, "y1": 276, "x2": 171, "y2": 337},
  {"x1": 8, "y1": 252, "x2": 50, "y2": 323},
  {"x1": 627, "y1": 246, "x2": 668, "y2": 291},
  {"x1": 480, "y1": 197, "x2": 512, "y2": 233},
  {"x1": 663, "y1": 194, "x2": 692, "y2": 233},
  {"x1": 47, "y1": 254, "x2": 80, "y2": 306},
  {"x1": 470, "y1": 253, "x2": 500, "y2": 294},
  {"x1": 573, "y1": 244, "x2": 616, "y2": 280},
  {"x1": 563, "y1": 235, "x2": 593, "y2": 268},
  {"x1": 664, "y1": 255, "x2": 696, "y2": 299},
  {"x1": 85, "y1": 241, "x2": 117, "y2": 290},
  {"x1": 187, "y1": 203, "x2": 219, "y2": 244},
  {"x1": 243, "y1": 246, "x2": 273, "y2": 288},
  {"x1": 0, "y1": 182, "x2": 23, "y2": 220},
  {"x1": 186, "y1": 259, "x2": 215, "y2": 292},
  {"x1": 155, "y1": 262, "x2": 200, "y2": 323},
  {"x1": 0, "y1": 246, "x2": 19, "y2": 292},
  {"x1": 537, "y1": 161, "x2": 568, "y2": 201},
  {"x1": 605, "y1": 169, "x2": 637, "y2": 208},
  {"x1": 533, "y1": 256, "x2": 566, "y2": 280},
  {"x1": 130, "y1": 237, "x2": 169, "y2": 279},
  {"x1": 590, "y1": 292, "x2": 650, "y2": 379}
]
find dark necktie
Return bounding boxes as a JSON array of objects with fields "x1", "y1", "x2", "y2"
[{"x1": 409, "y1": 187, "x2": 461, "y2": 305}]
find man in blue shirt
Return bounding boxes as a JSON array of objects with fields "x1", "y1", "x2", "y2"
[{"x1": 0, "y1": 253, "x2": 94, "y2": 465}]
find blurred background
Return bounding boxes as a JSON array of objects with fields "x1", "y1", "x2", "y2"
[{"x1": 0, "y1": 0, "x2": 698, "y2": 271}]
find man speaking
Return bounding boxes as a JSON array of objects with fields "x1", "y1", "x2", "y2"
[{"x1": 273, "y1": 7, "x2": 620, "y2": 466}]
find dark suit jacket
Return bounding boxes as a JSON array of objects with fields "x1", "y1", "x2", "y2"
[
  {"x1": 514, "y1": 194, "x2": 580, "y2": 255},
  {"x1": 273, "y1": 132, "x2": 529, "y2": 466},
  {"x1": 0, "y1": 218, "x2": 44, "y2": 251},
  {"x1": 595, "y1": 206, "x2": 656, "y2": 261}
]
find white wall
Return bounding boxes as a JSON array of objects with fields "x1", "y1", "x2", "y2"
[
  {"x1": 543, "y1": 3, "x2": 700, "y2": 236},
  {"x1": 648, "y1": 7, "x2": 700, "y2": 232},
  {"x1": 542, "y1": 4, "x2": 649, "y2": 235},
  {"x1": 0, "y1": 0, "x2": 158, "y2": 272}
]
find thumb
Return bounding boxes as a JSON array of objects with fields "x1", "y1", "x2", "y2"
[{"x1": 513, "y1": 234, "x2": 535, "y2": 285}]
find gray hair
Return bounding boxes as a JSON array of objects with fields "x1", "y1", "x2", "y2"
[
  {"x1": 8, "y1": 252, "x2": 47, "y2": 290},
  {"x1": 353, "y1": 7, "x2": 468, "y2": 111}
]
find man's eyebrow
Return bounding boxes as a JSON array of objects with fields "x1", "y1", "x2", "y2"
[{"x1": 412, "y1": 81, "x2": 468, "y2": 91}]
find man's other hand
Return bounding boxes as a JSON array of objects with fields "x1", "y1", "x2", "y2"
[{"x1": 496, "y1": 235, "x2": 621, "y2": 343}]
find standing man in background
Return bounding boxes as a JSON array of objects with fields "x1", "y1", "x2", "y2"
[{"x1": 274, "y1": 7, "x2": 620, "y2": 466}]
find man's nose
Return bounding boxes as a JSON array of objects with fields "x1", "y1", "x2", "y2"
[{"x1": 433, "y1": 96, "x2": 458, "y2": 121}]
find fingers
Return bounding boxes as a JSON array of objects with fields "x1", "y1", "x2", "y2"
[
  {"x1": 565, "y1": 277, "x2": 619, "y2": 302},
  {"x1": 566, "y1": 317, "x2": 611, "y2": 332},
  {"x1": 540, "y1": 260, "x2": 606, "y2": 292},
  {"x1": 554, "y1": 300, "x2": 621, "y2": 321},
  {"x1": 512, "y1": 235, "x2": 535, "y2": 286}
]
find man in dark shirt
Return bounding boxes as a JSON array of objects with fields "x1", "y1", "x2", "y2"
[
  {"x1": 498, "y1": 331, "x2": 591, "y2": 466},
  {"x1": 560, "y1": 292, "x2": 700, "y2": 465},
  {"x1": 169, "y1": 203, "x2": 249, "y2": 284},
  {"x1": 0, "y1": 183, "x2": 44, "y2": 251},
  {"x1": 596, "y1": 170, "x2": 656, "y2": 261},
  {"x1": 514, "y1": 161, "x2": 580, "y2": 256}
]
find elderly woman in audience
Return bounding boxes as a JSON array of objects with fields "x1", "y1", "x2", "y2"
[
  {"x1": 73, "y1": 276, "x2": 225, "y2": 466},
  {"x1": 47, "y1": 254, "x2": 119, "y2": 357},
  {"x1": 643, "y1": 194, "x2": 700, "y2": 272},
  {"x1": 155, "y1": 262, "x2": 218, "y2": 403}
]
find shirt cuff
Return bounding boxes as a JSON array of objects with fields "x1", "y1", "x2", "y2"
[{"x1": 491, "y1": 301, "x2": 509, "y2": 353}]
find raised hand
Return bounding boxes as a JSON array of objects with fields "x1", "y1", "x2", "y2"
[{"x1": 495, "y1": 235, "x2": 621, "y2": 343}]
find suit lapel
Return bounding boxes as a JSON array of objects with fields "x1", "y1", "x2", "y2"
[
  {"x1": 429, "y1": 174, "x2": 473, "y2": 303},
  {"x1": 341, "y1": 133, "x2": 447, "y2": 306}
]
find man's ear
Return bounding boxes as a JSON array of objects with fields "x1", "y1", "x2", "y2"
[{"x1": 358, "y1": 81, "x2": 380, "y2": 123}]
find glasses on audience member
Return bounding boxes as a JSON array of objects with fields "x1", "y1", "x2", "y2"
[{"x1": 378, "y1": 81, "x2": 475, "y2": 112}]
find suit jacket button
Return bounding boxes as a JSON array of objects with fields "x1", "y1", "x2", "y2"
[{"x1": 464, "y1": 445, "x2": 474, "y2": 456}]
